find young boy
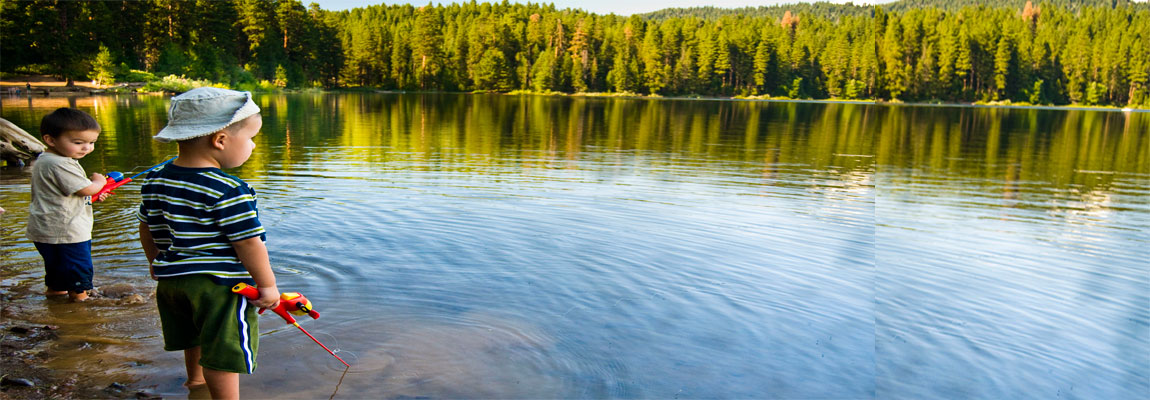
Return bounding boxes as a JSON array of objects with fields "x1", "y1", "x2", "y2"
[
  {"x1": 27, "y1": 108, "x2": 110, "y2": 302},
  {"x1": 137, "y1": 87, "x2": 280, "y2": 400}
]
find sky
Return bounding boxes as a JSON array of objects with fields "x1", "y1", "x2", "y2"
[{"x1": 309, "y1": 0, "x2": 890, "y2": 16}]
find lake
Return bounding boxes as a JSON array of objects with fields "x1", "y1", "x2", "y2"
[{"x1": 1, "y1": 93, "x2": 1146, "y2": 399}]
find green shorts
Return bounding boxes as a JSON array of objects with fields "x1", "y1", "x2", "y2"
[{"x1": 156, "y1": 274, "x2": 259, "y2": 374}]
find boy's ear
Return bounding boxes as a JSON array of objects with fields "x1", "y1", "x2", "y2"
[
  {"x1": 210, "y1": 131, "x2": 228, "y2": 150},
  {"x1": 42, "y1": 135, "x2": 55, "y2": 146}
]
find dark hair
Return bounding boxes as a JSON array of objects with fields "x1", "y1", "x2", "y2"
[{"x1": 40, "y1": 108, "x2": 100, "y2": 138}]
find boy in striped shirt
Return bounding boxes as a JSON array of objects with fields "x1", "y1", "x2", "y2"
[{"x1": 137, "y1": 87, "x2": 280, "y2": 400}]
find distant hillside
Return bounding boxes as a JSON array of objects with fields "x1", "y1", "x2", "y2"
[
  {"x1": 641, "y1": 2, "x2": 872, "y2": 21},
  {"x1": 642, "y1": 0, "x2": 1148, "y2": 20},
  {"x1": 882, "y1": 0, "x2": 1146, "y2": 12}
]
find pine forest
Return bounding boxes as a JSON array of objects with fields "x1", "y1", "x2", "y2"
[{"x1": 2, "y1": 0, "x2": 1148, "y2": 107}]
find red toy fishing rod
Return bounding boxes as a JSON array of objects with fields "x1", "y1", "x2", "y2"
[
  {"x1": 232, "y1": 283, "x2": 350, "y2": 367},
  {"x1": 93, "y1": 156, "x2": 177, "y2": 202}
]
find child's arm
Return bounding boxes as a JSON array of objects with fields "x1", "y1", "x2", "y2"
[
  {"x1": 138, "y1": 222, "x2": 159, "y2": 280},
  {"x1": 74, "y1": 173, "x2": 107, "y2": 196},
  {"x1": 232, "y1": 236, "x2": 280, "y2": 309}
]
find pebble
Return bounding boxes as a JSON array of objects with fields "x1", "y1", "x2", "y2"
[{"x1": 135, "y1": 390, "x2": 163, "y2": 399}]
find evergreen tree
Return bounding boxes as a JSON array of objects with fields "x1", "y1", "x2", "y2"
[
  {"x1": 569, "y1": 18, "x2": 593, "y2": 91},
  {"x1": 89, "y1": 44, "x2": 117, "y2": 85},
  {"x1": 474, "y1": 48, "x2": 512, "y2": 91},
  {"x1": 532, "y1": 50, "x2": 558, "y2": 91},
  {"x1": 993, "y1": 35, "x2": 1012, "y2": 100},
  {"x1": 882, "y1": 17, "x2": 907, "y2": 99},
  {"x1": 714, "y1": 29, "x2": 732, "y2": 89},
  {"x1": 237, "y1": 0, "x2": 277, "y2": 78},
  {"x1": 641, "y1": 24, "x2": 667, "y2": 94},
  {"x1": 413, "y1": 4, "x2": 445, "y2": 89},
  {"x1": 753, "y1": 27, "x2": 775, "y2": 94}
]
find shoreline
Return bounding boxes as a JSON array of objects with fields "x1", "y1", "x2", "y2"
[{"x1": 2, "y1": 76, "x2": 1146, "y2": 113}]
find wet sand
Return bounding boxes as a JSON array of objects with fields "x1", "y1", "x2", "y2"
[{"x1": 0, "y1": 265, "x2": 163, "y2": 399}]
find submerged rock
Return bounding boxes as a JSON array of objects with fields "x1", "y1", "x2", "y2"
[
  {"x1": 89, "y1": 284, "x2": 153, "y2": 306},
  {"x1": 119, "y1": 294, "x2": 147, "y2": 305},
  {"x1": 1, "y1": 376, "x2": 35, "y2": 387},
  {"x1": 95, "y1": 283, "x2": 146, "y2": 298}
]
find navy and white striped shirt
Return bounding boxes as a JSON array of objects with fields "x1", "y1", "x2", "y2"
[{"x1": 137, "y1": 164, "x2": 265, "y2": 286}]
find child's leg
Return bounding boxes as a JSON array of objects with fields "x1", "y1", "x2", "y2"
[
  {"x1": 35, "y1": 241, "x2": 94, "y2": 300},
  {"x1": 35, "y1": 243, "x2": 70, "y2": 297},
  {"x1": 183, "y1": 347, "x2": 206, "y2": 387},
  {"x1": 203, "y1": 367, "x2": 239, "y2": 400}
]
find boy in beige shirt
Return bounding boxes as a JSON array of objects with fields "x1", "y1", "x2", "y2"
[{"x1": 27, "y1": 108, "x2": 110, "y2": 302}]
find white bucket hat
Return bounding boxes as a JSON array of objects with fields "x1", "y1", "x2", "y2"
[{"x1": 153, "y1": 87, "x2": 261, "y2": 143}]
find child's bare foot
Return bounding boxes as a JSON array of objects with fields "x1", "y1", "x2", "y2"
[
  {"x1": 186, "y1": 382, "x2": 211, "y2": 400},
  {"x1": 69, "y1": 291, "x2": 89, "y2": 302},
  {"x1": 45, "y1": 289, "x2": 68, "y2": 296}
]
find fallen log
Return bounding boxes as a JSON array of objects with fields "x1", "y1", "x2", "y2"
[{"x1": 1, "y1": 118, "x2": 45, "y2": 165}]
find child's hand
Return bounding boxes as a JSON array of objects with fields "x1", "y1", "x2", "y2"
[
  {"x1": 90, "y1": 172, "x2": 107, "y2": 186},
  {"x1": 96, "y1": 192, "x2": 111, "y2": 202},
  {"x1": 254, "y1": 285, "x2": 280, "y2": 309}
]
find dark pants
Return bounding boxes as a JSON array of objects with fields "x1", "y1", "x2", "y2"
[{"x1": 34, "y1": 241, "x2": 94, "y2": 292}]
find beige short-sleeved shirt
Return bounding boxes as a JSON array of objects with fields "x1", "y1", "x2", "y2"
[{"x1": 27, "y1": 152, "x2": 94, "y2": 244}]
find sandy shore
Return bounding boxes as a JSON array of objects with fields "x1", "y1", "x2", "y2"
[{"x1": 0, "y1": 75, "x2": 104, "y2": 89}]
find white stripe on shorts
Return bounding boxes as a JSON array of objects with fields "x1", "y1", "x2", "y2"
[{"x1": 237, "y1": 298, "x2": 254, "y2": 373}]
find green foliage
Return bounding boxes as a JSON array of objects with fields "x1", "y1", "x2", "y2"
[
  {"x1": 886, "y1": 0, "x2": 1142, "y2": 13},
  {"x1": 235, "y1": 79, "x2": 282, "y2": 93},
  {"x1": 3, "y1": 1, "x2": 1148, "y2": 106},
  {"x1": 532, "y1": 51, "x2": 558, "y2": 92},
  {"x1": 473, "y1": 48, "x2": 512, "y2": 91},
  {"x1": 872, "y1": 1, "x2": 1149, "y2": 106},
  {"x1": 141, "y1": 75, "x2": 224, "y2": 93},
  {"x1": 118, "y1": 69, "x2": 157, "y2": 83},
  {"x1": 11, "y1": 64, "x2": 54, "y2": 75},
  {"x1": 1024, "y1": 79, "x2": 1044, "y2": 104},
  {"x1": 642, "y1": 4, "x2": 871, "y2": 21},
  {"x1": 844, "y1": 79, "x2": 867, "y2": 99},
  {"x1": 1085, "y1": 82, "x2": 1107, "y2": 105},
  {"x1": 787, "y1": 77, "x2": 804, "y2": 99},
  {"x1": 274, "y1": 65, "x2": 289, "y2": 88},
  {"x1": 993, "y1": 36, "x2": 1012, "y2": 100},
  {"x1": 155, "y1": 44, "x2": 192, "y2": 76},
  {"x1": 88, "y1": 45, "x2": 117, "y2": 85}
]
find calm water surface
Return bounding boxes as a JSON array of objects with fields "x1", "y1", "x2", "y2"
[{"x1": 0, "y1": 94, "x2": 1146, "y2": 399}]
